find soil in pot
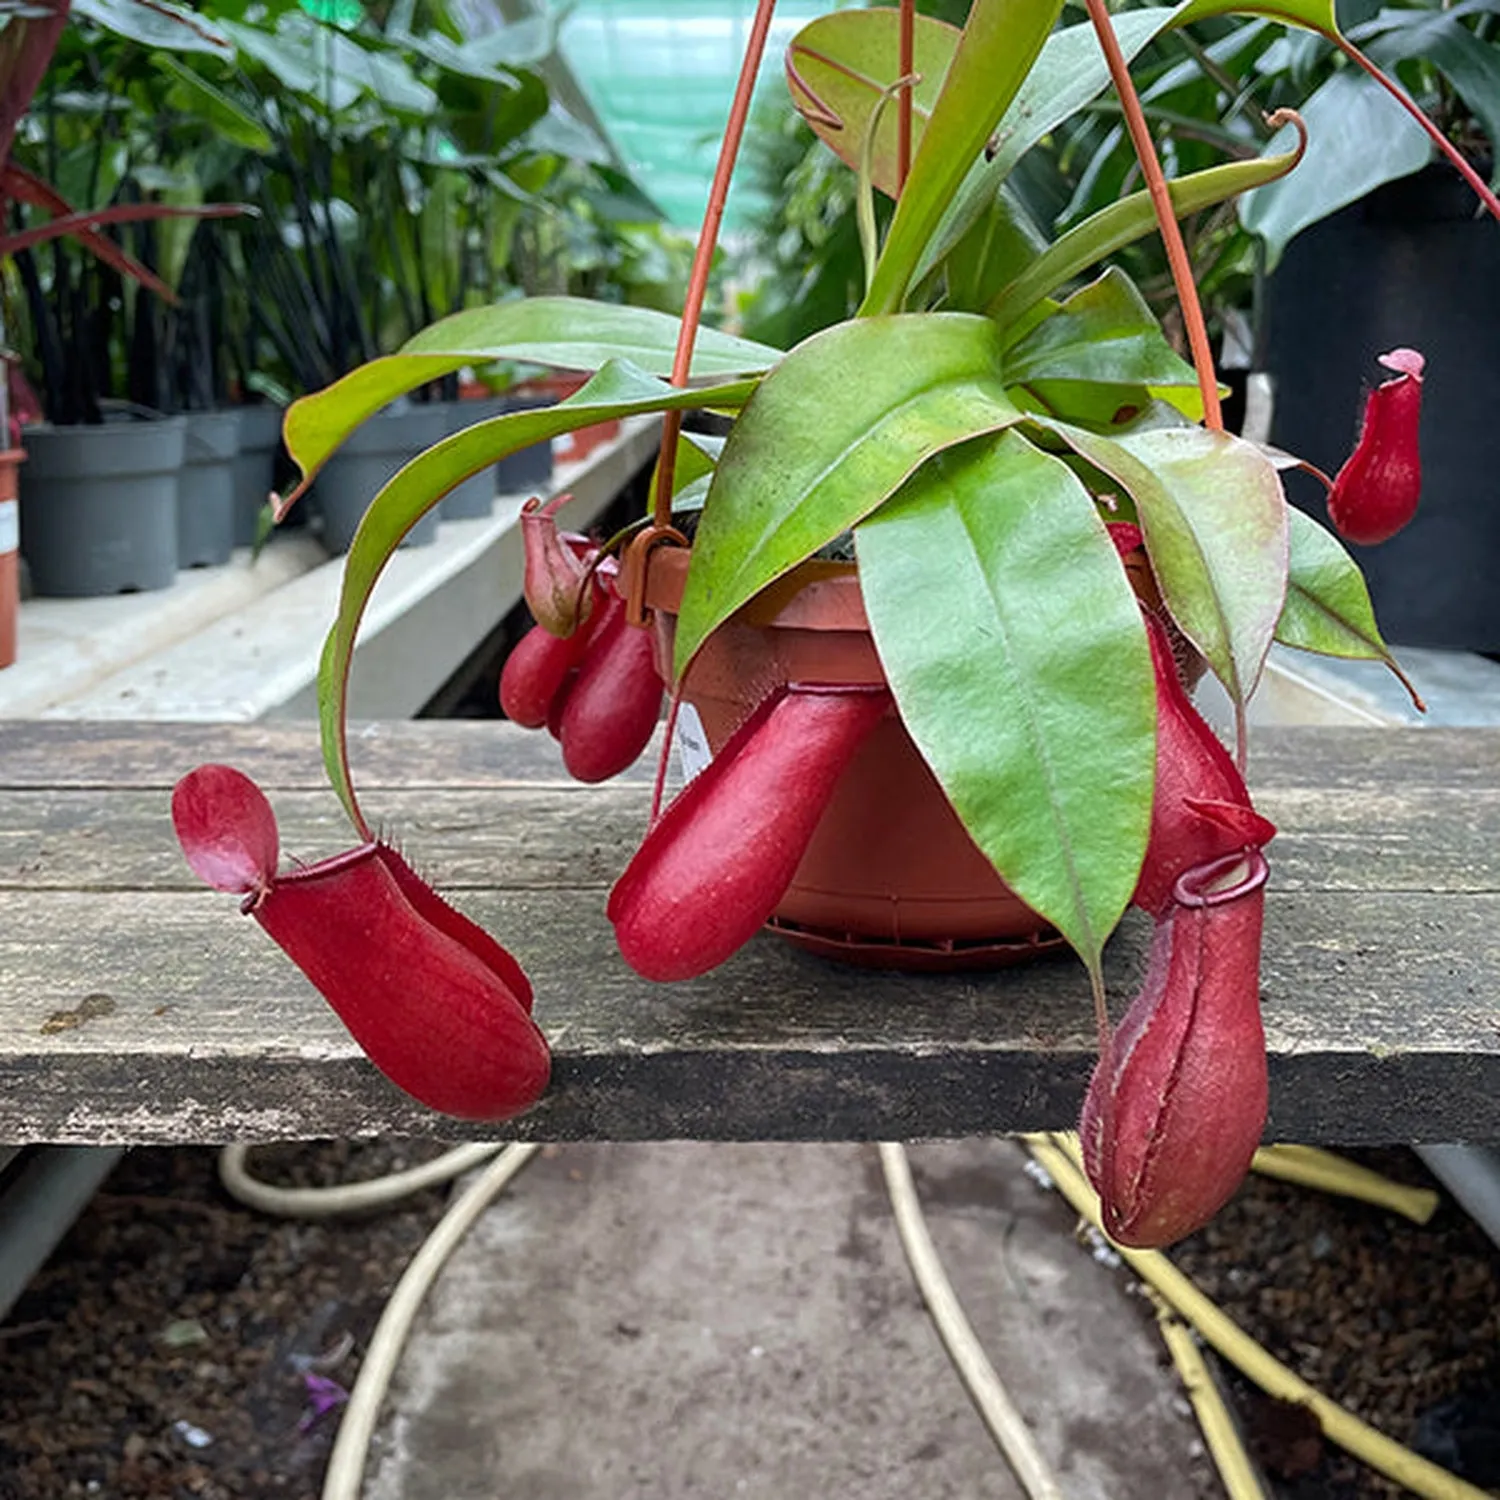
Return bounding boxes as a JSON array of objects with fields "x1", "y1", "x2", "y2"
[
  {"x1": 313, "y1": 404, "x2": 446, "y2": 555},
  {"x1": 636, "y1": 545, "x2": 1065, "y2": 971},
  {"x1": 1264, "y1": 160, "x2": 1500, "y2": 650},
  {"x1": 232, "y1": 405, "x2": 284, "y2": 547},
  {"x1": 178, "y1": 411, "x2": 240, "y2": 568},
  {"x1": 20, "y1": 416, "x2": 185, "y2": 597},
  {"x1": 438, "y1": 399, "x2": 502, "y2": 520}
]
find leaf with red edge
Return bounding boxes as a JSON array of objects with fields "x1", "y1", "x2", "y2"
[
  {"x1": 0, "y1": 194, "x2": 247, "y2": 300},
  {"x1": 0, "y1": 4, "x2": 70, "y2": 166},
  {"x1": 171, "y1": 764, "x2": 279, "y2": 895}
]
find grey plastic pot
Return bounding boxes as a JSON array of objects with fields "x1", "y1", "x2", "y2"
[
  {"x1": 314, "y1": 403, "x2": 447, "y2": 555},
  {"x1": 495, "y1": 393, "x2": 555, "y2": 494},
  {"x1": 20, "y1": 416, "x2": 186, "y2": 596},
  {"x1": 232, "y1": 404, "x2": 284, "y2": 546},
  {"x1": 438, "y1": 398, "x2": 503, "y2": 520},
  {"x1": 178, "y1": 410, "x2": 240, "y2": 568}
]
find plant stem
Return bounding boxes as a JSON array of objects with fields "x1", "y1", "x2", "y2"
[
  {"x1": 1082, "y1": 0, "x2": 1222, "y2": 431},
  {"x1": 898, "y1": 0, "x2": 914, "y2": 192},
  {"x1": 1328, "y1": 32, "x2": 1500, "y2": 225},
  {"x1": 653, "y1": 0, "x2": 780, "y2": 528}
]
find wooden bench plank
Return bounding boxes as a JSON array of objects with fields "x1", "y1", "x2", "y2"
[
  {"x1": 0, "y1": 721, "x2": 1497, "y2": 1145},
  {"x1": 5, "y1": 716, "x2": 1500, "y2": 789}
]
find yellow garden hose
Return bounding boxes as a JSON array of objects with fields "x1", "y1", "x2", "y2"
[
  {"x1": 1251, "y1": 1144, "x2": 1439, "y2": 1224},
  {"x1": 1024, "y1": 1133, "x2": 1490, "y2": 1500},
  {"x1": 1151, "y1": 1292, "x2": 1267, "y2": 1500},
  {"x1": 878, "y1": 1143, "x2": 1066, "y2": 1500}
]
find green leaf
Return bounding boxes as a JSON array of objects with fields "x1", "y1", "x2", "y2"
[
  {"x1": 1362, "y1": 10, "x2": 1500, "y2": 187},
  {"x1": 914, "y1": 9, "x2": 1180, "y2": 293},
  {"x1": 1239, "y1": 69, "x2": 1430, "y2": 266},
  {"x1": 941, "y1": 185, "x2": 1048, "y2": 312},
  {"x1": 403, "y1": 298, "x2": 781, "y2": 373},
  {"x1": 860, "y1": 0, "x2": 1065, "y2": 316},
  {"x1": 1001, "y1": 268, "x2": 1199, "y2": 390},
  {"x1": 316, "y1": 363, "x2": 759, "y2": 828},
  {"x1": 649, "y1": 431, "x2": 717, "y2": 503},
  {"x1": 1045, "y1": 423, "x2": 1288, "y2": 707},
  {"x1": 1176, "y1": 0, "x2": 1336, "y2": 30},
  {"x1": 221, "y1": 18, "x2": 356, "y2": 102},
  {"x1": 674, "y1": 314, "x2": 1023, "y2": 677},
  {"x1": 73, "y1": 0, "x2": 230, "y2": 53},
  {"x1": 857, "y1": 429, "x2": 1155, "y2": 973},
  {"x1": 284, "y1": 299, "x2": 780, "y2": 496},
  {"x1": 784, "y1": 8, "x2": 961, "y2": 198},
  {"x1": 988, "y1": 138, "x2": 1308, "y2": 328},
  {"x1": 1277, "y1": 506, "x2": 1398, "y2": 663},
  {"x1": 155, "y1": 58, "x2": 272, "y2": 152}
]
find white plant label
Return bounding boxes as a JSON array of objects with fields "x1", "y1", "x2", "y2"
[
  {"x1": 671, "y1": 701, "x2": 713, "y2": 784},
  {"x1": 0, "y1": 500, "x2": 16, "y2": 556}
]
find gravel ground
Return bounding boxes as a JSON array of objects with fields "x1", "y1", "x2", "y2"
[{"x1": 0, "y1": 1142, "x2": 1496, "y2": 1499}]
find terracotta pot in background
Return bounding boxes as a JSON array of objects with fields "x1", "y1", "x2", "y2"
[
  {"x1": 0, "y1": 447, "x2": 22, "y2": 669},
  {"x1": 634, "y1": 545, "x2": 1065, "y2": 971}
]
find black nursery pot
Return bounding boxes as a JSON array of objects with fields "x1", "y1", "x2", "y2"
[
  {"x1": 1264, "y1": 162, "x2": 1500, "y2": 651},
  {"x1": 178, "y1": 411, "x2": 239, "y2": 568},
  {"x1": 495, "y1": 394, "x2": 555, "y2": 494},
  {"x1": 20, "y1": 416, "x2": 186, "y2": 596}
]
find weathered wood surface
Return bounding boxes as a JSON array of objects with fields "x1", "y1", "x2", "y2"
[{"x1": 1, "y1": 720, "x2": 1497, "y2": 1145}]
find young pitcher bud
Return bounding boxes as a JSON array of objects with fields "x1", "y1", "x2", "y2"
[
  {"x1": 1328, "y1": 348, "x2": 1425, "y2": 546},
  {"x1": 521, "y1": 492, "x2": 595, "y2": 637},
  {"x1": 172, "y1": 765, "x2": 549, "y2": 1122},
  {"x1": 500, "y1": 618, "x2": 595, "y2": 729}
]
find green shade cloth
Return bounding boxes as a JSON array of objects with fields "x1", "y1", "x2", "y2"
[{"x1": 558, "y1": 0, "x2": 857, "y2": 228}]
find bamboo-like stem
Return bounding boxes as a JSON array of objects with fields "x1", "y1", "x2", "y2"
[
  {"x1": 652, "y1": 0, "x2": 780, "y2": 529},
  {"x1": 898, "y1": 0, "x2": 915, "y2": 192},
  {"x1": 1330, "y1": 34, "x2": 1500, "y2": 225},
  {"x1": 1082, "y1": 0, "x2": 1222, "y2": 431}
]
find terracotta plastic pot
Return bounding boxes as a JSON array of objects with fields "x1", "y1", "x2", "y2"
[
  {"x1": 633, "y1": 546, "x2": 1066, "y2": 971},
  {"x1": 0, "y1": 446, "x2": 22, "y2": 669}
]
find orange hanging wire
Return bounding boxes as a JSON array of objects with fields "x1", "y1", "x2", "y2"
[
  {"x1": 1082, "y1": 0, "x2": 1222, "y2": 432},
  {"x1": 1329, "y1": 33, "x2": 1500, "y2": 225},
  {"x1": 651, "y1": 0, "x2": 782, "y2": 532}
]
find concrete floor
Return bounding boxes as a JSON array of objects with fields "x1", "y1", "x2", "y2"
[{"x1": 366, "y1": 1140, "x2": 1216, "y2": 1500}]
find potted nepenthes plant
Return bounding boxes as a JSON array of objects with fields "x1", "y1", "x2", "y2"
[{"x1": 174, "y1": 0, "x2": 1496, "y2": 1249}]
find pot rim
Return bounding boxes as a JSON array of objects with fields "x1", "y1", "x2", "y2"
[{"x1": 642, "y1": 543, "x2": 869, "y2": 633}]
